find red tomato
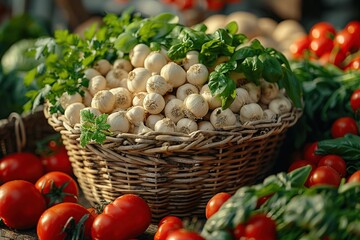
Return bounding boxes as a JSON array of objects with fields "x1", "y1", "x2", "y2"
[
  {"x1": 346, "y1": 56, "x2": 360, "y2": 71},
  {"x1": 91, "y1": 194, "x2": 152, "y2": 240},
  {"x1": 158, "y1": 215, "x2": 183, "y2": 227},
  {"x1": 41, "y1": 146, "x2": 73, "y2": 176},
  {"x1": 334, "y1": 29, "x2": 358, "y2": 53},
  {"x1": 319, "y1": 49, "x2": 346, "y2": 68},
  {"x1": 174, "y1": 0, "x2": 194, "y2": 10},
  {"x1": 318, "y1": 154, "x2": 347, "y2": 177},
  {"x1": 233, "y1": 223, "x2": 246, "y2": 239},
  {"x1": 154, "y1": 221, "x2": 183, "y2": 240},
  {"x1": 309, "y1": 37, "x2": 334, "y2": 57},
  {"x1": 288, "y1": 159, "x2": 316, "y2": 172},
  {"x1": 35, "y1": 171, "x2": 79, "y2": 207},
  {"x1": 289, "y1": 36, "x2": 310, "y2": 59},
  {"x1": 308, "y1": 166, "x2": 341, "y2": 187},
  {"x1": 350, "y1": 89, "x2": 360, "y2": 112},
  {"x1": 0, "y1": 180, "x2": 47, "y2": 230},
  {"x1": 37, "y1": 202, "x2": 94, "y2": 240},
  {"x1": 256, "y1": 194, "x2": 274, "y2": 208},
  {"x1": 245, "y1": 214, "x2": 276, "y2": 240},
  {"x1": 331, "y1": 117, "x2": 359, "y2": 138},
  {"x1": 347, "y1": 170, "x2": 360, "y2": 183},
  {"x1": 345, "y1": 21, "x2": 360, "y2": 35},
  {"x1": 166, "y1": 229, "x2": 205, "y2": 240},
  {"x1": 206, "y1": 0, "x2": 225, "y2": 11},
  {"x1": 309, "y1": 22, "x2": 336, "y2": 40},
  {"x1": 303, "y1": 142, "x2": 323, "y2": 165},
  {"x1": 205, "y1": 192, "x2": 232, "y2": 219},
  {"x1": 0, "y1": 152, "x2": 44, "y2": 183},
  {"x1": 345, "y1": 20, "x2": 360, "y2": 49}
]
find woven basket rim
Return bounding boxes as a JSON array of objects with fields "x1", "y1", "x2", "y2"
[{"x1": 45, "y1": 105, "x2": 302, "y2": 153}]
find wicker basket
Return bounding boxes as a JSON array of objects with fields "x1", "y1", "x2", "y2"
[
  {"x1": 45, "y1": 106, "x2": 301, "y2": 220},
  {"x1": 0, "y1": 107, "x2": 56, "y2": 158}
]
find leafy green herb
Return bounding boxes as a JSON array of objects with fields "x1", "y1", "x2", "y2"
[
  {"x1": 287, "y1": 60, "x2": 360, "y2": 148},
  {"x1": 79, "y1": 110, "x2": 110, "y2": 147}
]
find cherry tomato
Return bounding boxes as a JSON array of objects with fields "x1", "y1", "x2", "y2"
[
  {"x1": 245, "y1": 214, "x2": 276, "y2": 240},
  {"x1": 205, "y1": 192, "x2": 232, "y2": 219},
  {"x1": 154, "y1": 220, "x2": 183, "y2": 240},
  {"x1": 334, "y1": 29, "x2": 358, "y2": 53},
  {"x1": 233, "y1": 223, "x2": 246, "y2": 239},
  {"x1": 331, "y1": 117, "x2": 359, "y2": 138},
  {"x1": 41, "y1": 145, "x2": 73, "y2": 176},
  {"x1": 346, "y1": 56, "x2": 360, "y2": 71},
  {"x1": 37, "y1": 202, "x2": 94, "y2": 240},
  {"x1": 158, "y1": 215, "x2": 183, "y2": 227},
  {"x1": 345, "y1": 20, "x2": 360, "y2": 35},
  {"x1": 289, "y1": 35, "x2": 310, "y2": 59},
  {"x1": 350, "y1": 89, "x2": 360, "y2": 112},
  {"x1": 167, "y1": 229, "x2": 205, "y2": 240},
  {"x1": 91, "y1": 194, "x2": 152, "y2": 240},
  {"x1": 309, "y1": 37, "x2": 334, "y2": 57},
  {"x1": 309, "y1": 22, "x2": 336, "y2": 40},
  {"x1": 0, "y1": 180, "x2": 47, "y2": 230},
  {"x1": 174, "y1": 0, "x2": 194, "y2": 10},
  {"x1": 288, "y1": 159, "x2": 316, "y2": 172},
  {"x1": 344, "y1": 20, "x2": 360, "y2": 50},
  {"x1": 318, "y1": 154, "x2": 347, "y2": 177},
  {"x1": 308, "y1": 166, "x2": 341, "y2": 187},
  {"x1": 303, "y1": 142, "x2": 323, "y2": 165},
  {"x1": 319, "y1": 49, "x2": 346, "y2": 68},
  {"x1": 0, "y1": 152, "x2": 44, "y2": 184},
  {"x1": 206, "y1": 0, "x2": 225, "y2": 11},
  {"x1": 347, "y1": 170, "x2": 360, "y2": 183},
  {"x1": 256, "y1": 193, "x2": 274, "y2": 208},
  {"x1": 35, "y1": 171, "x2": 79, "y2": 207}
]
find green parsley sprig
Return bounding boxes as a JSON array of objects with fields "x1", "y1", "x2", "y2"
[{"x1": 79, "y1": 110, "x2": 110, "y2": 147}]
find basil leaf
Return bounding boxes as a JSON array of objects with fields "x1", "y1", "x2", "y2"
[
  {"x1": 114, "y1": 32, "x2": 138, "y2": 53},
  {"x1": 280, "y1": 67, "x2": 303, "y2": 108},
  {"x1": 239, "y1": 56, "x2": 263, "y2": 85},
  {"x1": 225, "y1": 21, "x2": 238, "y2": 35},
  {"x1": 208, "y1": 71, "x2": 236, "y2": 109},
  {"x1": 259, "y1": 53, "x2": 283, "y2": 82}
]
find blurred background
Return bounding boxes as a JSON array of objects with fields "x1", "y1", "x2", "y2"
[{"x1": 0, "y1": 0, "x2": 359, "y2": 119}]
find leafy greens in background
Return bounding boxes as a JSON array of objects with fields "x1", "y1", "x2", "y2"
[
  {"x1": 316, "y1": 134, "x2": 360, "y2": 174},
  {"x1": 202, "y1": 166, "x2": 360, "y2": 240},
  {"x1": 285, "y1": 60, "x2": 360, "y2": 149}
]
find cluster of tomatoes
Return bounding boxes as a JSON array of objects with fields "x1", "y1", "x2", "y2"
[
  {"x1": 289, "y1": 20, "x2": 360, "y2": 70},
  {"x1": 0, "y1": 139, "x2": 153, "y2": 239},
  {"x1": 288, "y1": 88, "x2": 360, "y2": 186},
  {"x1": 161, "y1": 0, "x2": 241, "y2": 11},
  {"x1": 0, "y1": 138, "x2": 73, "y2": 185}
]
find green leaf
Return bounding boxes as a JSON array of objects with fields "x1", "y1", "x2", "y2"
[
  {"x1": 259, "y1": 53, "x2": 283, "y2": 82},
  {"x1": 231, "y1": 46, "x2": 258, "y2": 62},
  {"x1": 239, "y1": 56, "x2": 263, "y2": 84},
  {"x1": 280, "y1": 67, "x2": 303, "y2": 108},
  {"x1": 152, "y1": 12, "x2": 179, "y2": 24},
  {"x1": 114, "y1": 32, "x2": 138, "y2": 53},
  {"x1": 83, "y1": 22, "x2": 99, "y2": 40},
  {"x1": 208, "y1": 71, "x2": 237, "y2": 109},
  {"x1": 225, "y1": 21, "x2": 238, "y2": 35}
]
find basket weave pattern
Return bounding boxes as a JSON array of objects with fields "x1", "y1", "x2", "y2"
[
  {"x1": 0, "y1": 108, "x2": 56, "y2": 158},
  {"x1": 45, "y1": 107, "x2": 301, "y2": 220}
]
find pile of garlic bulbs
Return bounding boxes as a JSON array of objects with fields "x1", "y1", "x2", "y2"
[{"x1": 61, "y1": 43, "x2": 293, "y2": 135}]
